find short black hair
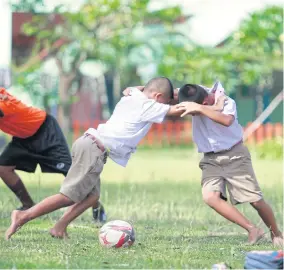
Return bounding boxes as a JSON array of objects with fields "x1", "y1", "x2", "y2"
[
  {"x1": 144, "y1": 77, "x2": 174, "y2": 99},
  {"x1": 178, "y1": 84, "x2": 208, "y2": 104}
]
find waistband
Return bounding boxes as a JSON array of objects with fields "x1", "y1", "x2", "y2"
[
  {"x1": 84, "y1": 133, "x2": 110, "y2": 153},
  {"x1": 204, "y1": 140, "x2": 243, "y2": 155}
]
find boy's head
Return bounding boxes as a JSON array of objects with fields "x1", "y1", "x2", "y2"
[
  {"x1": 178, "y1": 84, "x2": 215, "y2": 105},
  {"x1": 143, "y1": 77, "x2": 174, "y2": 104}
]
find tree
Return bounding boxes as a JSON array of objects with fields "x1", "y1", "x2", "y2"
[
  {"x1": 157, "y1": 5, "x2": 283, "y2": 112},
  {"x1": 13, "y1": 0, "x2": 185, "y2": 134},
  {"x1": 226, "y1": 5, "x2": 283, "y2": 116},
  {"x1": 13, "y1": 69, "x2": 58, "y2": 112},
  {"x1": 10, "y1": 0, "x2": 45, "y2": 13}
]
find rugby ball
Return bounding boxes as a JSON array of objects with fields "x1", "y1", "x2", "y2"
[{"x1": 99, "y1": 220, "x2": 135, "y2": 248}]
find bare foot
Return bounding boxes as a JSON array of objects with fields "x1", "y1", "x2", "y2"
[
  {"x1": 248, "y1": 227, "x2": 265, "y2": 245},
  {"x1": 271, "y1": 232, "x2": 283, "y2": 248},
  {"x1": 5, "y1": 210, "x2": 27, "y2": 240},
  {"x1": 272, "y1": 236, "x2": 283, "y2": 248},
  {"x1": 49, "y1": 227, "x2": 69, "y2": 239}
]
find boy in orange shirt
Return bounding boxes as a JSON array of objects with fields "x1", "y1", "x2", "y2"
[{"x1": 0, "y1": 88, "x2": 105, "y2": 223}]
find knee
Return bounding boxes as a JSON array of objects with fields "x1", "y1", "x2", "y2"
[
  {"x1": 89, "y1": 194, "x2": 100, "y2": 206},
  {"x1": 95, "y1": 195, "x2": 100, "y2": 204},
  {"x1": 250, "y1": 199, "x2": 264, "y2": 209},
  {"x1": 93, "y1": 199, "x2": 100, "y2": 208},
  {"x1": 0, "y1": 166, "x2": 15, "y2": 177},
  {"x1": 202, "y1": 191, "x2": 221, "y2": 207}
]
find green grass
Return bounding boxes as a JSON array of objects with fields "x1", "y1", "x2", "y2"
[{"x1": 0, "y1": 148, "x2": 282, "y2": 269}]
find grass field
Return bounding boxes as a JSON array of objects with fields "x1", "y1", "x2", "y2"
[{"x1": 0, "y1": 148, "x2": 282, "y2": 269}]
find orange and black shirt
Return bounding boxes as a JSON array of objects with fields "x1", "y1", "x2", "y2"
[{"x1": 0, "y1": 88, "x2": 46, "y2": 138}]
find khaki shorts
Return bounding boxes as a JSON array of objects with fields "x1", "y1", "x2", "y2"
[
  {"x1": 60, "y1": 135, "x2": 107, "y2": 203},
  {"x1": 199, "y1": 143, "x2": 263, "y2": 205}
]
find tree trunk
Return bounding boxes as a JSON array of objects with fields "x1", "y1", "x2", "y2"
[
  {"x1": 255, "y1": 86, "x2": 264, "y2": 118},
  {"x1": 42, "y1": 94, "x2": 50, "y2": 113},
  {"x1": 113, "y1": 69, "x2": 121, "y2": 104},
  {"x1": 104, "y1": 69, "x2": 122, "y2": 114},
  {"x1": 104, "y1": 70, "x2": 115, "y2": 113},
  {"x1": 55, "y1": 56, "x2": 80, "y2": 137},
  {"x1": 57, "y1": 74, "x2": 74, "y2": 136}
]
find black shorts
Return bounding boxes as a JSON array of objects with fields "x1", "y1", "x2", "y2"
[{"x1": 0, "y1": 114, "x2": 71, "y2": 175}]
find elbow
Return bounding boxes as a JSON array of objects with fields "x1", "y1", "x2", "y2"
[
  {"x1": 218, "y1": 115, "x2": 234, "y2": 127},
  {"x1": 221, "y1": 115, "x2": 234, "y2": 127},
  {"x1": 221, "y1": 119, "x2": 231, "y2": 127},
  {"x1": 222, "y1": 118, "x2": 234, "y2": 127}
]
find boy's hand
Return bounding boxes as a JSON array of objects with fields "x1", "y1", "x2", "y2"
[
  {"x1": 122, "y1": 86, "x2": 144, "y2": 96},
  {"x1": 122, "y1": 87, "x2": 133, "y2": 96},
  {"x1": 213, "y1": 95, "x2": 227, "y2": 111},
  {"x1": 176, "y1": 102, "x2": 201, "y2": 117}
]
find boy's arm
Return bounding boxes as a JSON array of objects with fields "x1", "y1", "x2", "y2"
[
  {"x1": 142, "y1": 102, "x2": 184, "y2": 123},
  {"x1": 144, "y1": 96, "x2": 227, "y2": 118},
  {"x1": 175, "y1": 95, "x2": 227, "y2": 116},
  {"x1": 197, "y1": 106, "x2": 234, "y2": 126},
  {"x1": 166, "y1": 104, "x2": 184, "y2": 117},
  {"x1": 176, "y1": 102, "x2": 234, "y2": 126}
]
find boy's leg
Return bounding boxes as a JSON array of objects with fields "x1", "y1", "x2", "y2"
[
  {"x1": 6, "y1": 134, "x2": 105, "y2": 240},
  {"x1": 0, "y1": 166, "x2": 34, "y2": 209},
  {"x1": 5, "y1": 193, "x2": 73, "y2": 240},
  {"x1": 92, "y1": 202, "x2": 107, "y2": 224},
  {"x1": 200, "y1": 152, "x2": 264, "y2": 244},
  {"x1": 50, "y1": 193, "x2": 99, "y2": 238},
  {"x1": 203, "y1": 190, "x2": 264, "y2": 243},
  {"x1": 0, "y1": 141, "x2": 37, "y2": 209},
  {"x1": 224, "y1": 143, "x2": 282, "y2": 245},
  {"x1": 251, "y1": 199, "x2": 283, "y2": 247},
  {"x1": 37, "y1": 116, "x2": 107, "y2": 224},
  {"x1": 54, "y1": 134, "x2": 104, "y2": 233}
]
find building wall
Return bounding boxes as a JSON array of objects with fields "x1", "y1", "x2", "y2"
[{"x1": 234, "y1": 95, "x2": 282, "y2": 126}]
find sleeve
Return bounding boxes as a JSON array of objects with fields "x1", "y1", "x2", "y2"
[
  {"x1": 141, "y1": 100, "x2": 170, "y2": 123},
  {"x1": 223, "y1": 99, "x2": 237, "y2": 118}
]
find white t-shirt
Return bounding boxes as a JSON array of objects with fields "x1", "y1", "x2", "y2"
[
  {"x1": 192, "y1": 96, "x2": 243, "y2": 153},
  {"x1": 85, "y1": 88, "x2": 170, "y2": 166}
]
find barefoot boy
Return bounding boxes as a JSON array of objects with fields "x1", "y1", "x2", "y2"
[
  {"x1": 177, "y1": 82, "x2": 283, "y2": 247},
  {"x1": 0, "y1": 88, "x2": 106, "y2": 223},
  {"x1": 5, "y1": 77, "x2": 187, "y2": 239}
]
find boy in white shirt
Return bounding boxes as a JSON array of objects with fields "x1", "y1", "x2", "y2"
[
  {"x1": 177, "y1": 83, "x2": 283, "y2": 247},
  {"x1": 6, "y1": 77, "x2": 224, "y2": 240}
]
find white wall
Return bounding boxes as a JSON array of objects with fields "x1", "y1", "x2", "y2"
[
  {"x1": 0, "y1": 1, "x2": 12, "y2": 68},
  {"x1": 0, "y1": 1, "x2": 12, "y2": 88}
]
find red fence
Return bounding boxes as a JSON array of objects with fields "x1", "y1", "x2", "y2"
[{"x1": 73, "y1": 121, "x2": 283, "y2": 146}]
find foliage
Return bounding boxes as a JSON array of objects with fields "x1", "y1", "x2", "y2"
[
  {"x1": 19, "y1": 0, "x2": 183, "y2": 76},
  {"x1": 250, "y1": 137, "x2": 283, "y2": 160},
  {"x1": 158, "y1": 45, "x2": 240, "y2": 92},
  {"x1": 225, "y1": 5, "x2": 283, "y2": 88},
  {"x1": 158, "y1": 5, "x2": 283, "y2": 92},
  {"x1": 10, "y1": 0, "x2": 45, "y2": 13},
  {"x1": 12, "y1": 0, "x2": 186, "y2": 131},
  {"x1": 13, "y1": 71, "x2": 58, "y2": 110}
]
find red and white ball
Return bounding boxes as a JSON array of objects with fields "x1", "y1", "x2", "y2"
[{"x1": 99, "y1": 220, "x2": 135, "y2": 248}]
